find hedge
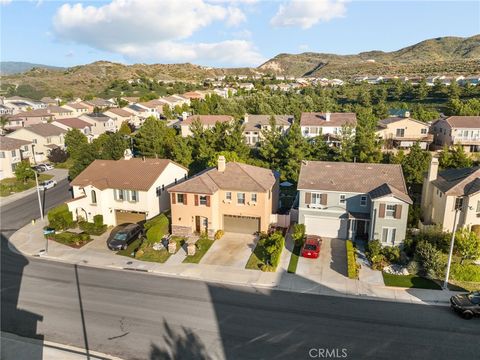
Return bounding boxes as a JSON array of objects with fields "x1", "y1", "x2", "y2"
[
  {"x1": 346, "y1": 240, "x2": 359, "y2": 279},
  {"x1": 145, "y1": 213, "x2": 169, "y2": 243},
  {"x1": 79, "y1": 221, "x2": 107, "y2": 236},
  {"x1": 451, "y1": 262, "x2": 480, "y2": 282},
  {"x1": 48, "y1": 204, "x2": 74, "y2": 230}
]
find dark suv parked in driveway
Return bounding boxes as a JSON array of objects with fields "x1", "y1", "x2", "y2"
[
  {"x1": 107, "y1": 223, "x2": 143, "y2": 251},
  {"x1": 450, "y1": 291, "x2": 480, "y2": 319}
]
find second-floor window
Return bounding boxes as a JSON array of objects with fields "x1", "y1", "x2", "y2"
[
  {"x1": 156, "y1": 186, "x2": 162, "y2": 197},
  {"x1": 91, "y1": 190, "x2": 97, "y2": 204},
  {"x1": 130, "y1": 190, "x2": 138, "y2": 202},
  {"x1": 312, "y1": 193, "x2": 321, "y2": 205},
  {"x1": 421, "y1": 128, "x2": 427, "y2": 134},
  {"x1": 115, "y1": 189, "x2": 125, "y2": 201},
  {"x1": 360, "y1": 196, "x2": 367, "y2": 207},
  {"x1": 251, "y1": 193, "x2": 257, "y2": 203},
  {"x1": 199, "y1": 195, "x2": 207, "y2": 205},
  {"x1": 396, "y1": 128, "x2": 405, "y2": 138},
  {"x1": 386, "y1": 204, "x2": 396, "y2": 218},
  {"x1": 476, "y1": 200, "x2": 480, "y2": 213},
  {"x1": 11, "y1": 150, "x2": 16, "y2": 157},
  {"x1": 46, "y1": 137, "x2": 52, "y2": 144},
  {"x1": 237, "y1": 193, "x2": 245, "y2": 205},
  {"x1": 0, "y1": 151, "x2": 5, "y2": 158},
  {"x1": 226, "y1": 192, "x2": 232, "y2": 201},
  {"x1": 339, "y1": 194, "x2": 346, "y2": 204},
  {"x1": 455, "y1": 197, "x2": 463, "y2": 211},
  {"x1": 177, "y1": 193, "x2": 184, "y2": 204}
]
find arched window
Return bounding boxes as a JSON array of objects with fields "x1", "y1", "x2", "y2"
[{"x1": 91, "y1": 190, "x2": 97, "y2": 204}]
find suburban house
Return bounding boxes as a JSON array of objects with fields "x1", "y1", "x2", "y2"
[
  {"x1": 82, "y1": 98, "x2": 114, "y2": 112},
  {"x1": 103, "y1": 107, "x2": 138, "y2": 128},
  {"x1": 180, "y1": 115, "x2": 234, "y2": 137},
  {"x1": 376, "y1": 115, "x2": 433, "y2": 150},
  {"x1": 136, "y1": 100, "x2": 164, "y2": 118},
  {"x1": 168, "y1": 156, "x2": 279, "y2": 237},
  {"x1": 79, "y1": 113, "x2": 118, "y2": 137},
  {"x1": 6, "y1": 123, "x2": 66, "y2": 162},
  {"x1": 67, "y1": 151, "x2": 188, "y2": 226},
  {"x1": 421, "y1": 157, "x2": 480, "y2": 232},
  {"x1": 243, "y1": 114, "x2": 293, "y2": 146},
  {"x1": 52, "y1": 118, "x2": 93, "y2": 139},
  {"x1": 6, "y1": 108, "x2": 56, "y2": 128},
  {"x1": 300, "y1": 112, "x2": 357, "y2": 144},
  {"x1": 431, "y1": 116, "x2": 480, "y2": 153},
  {"x1": 63, "y1": 102, "x2": 90, "y2": 116},
  {"x1": 0, "y1": 137, "x2": 32, "y2": 180},
  {"x1": 40, "y1": 97, "x2": 60, "y2": 106},
  {"x1": 297, "y1": 161, "x2": 411, "y2": 246}
]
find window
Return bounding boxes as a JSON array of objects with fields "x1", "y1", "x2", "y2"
[
  {"x1": 421, "y1": 128, "x2": 427, "y2": 134},
  {"x1": 156, "y1": 186, "x2": 162, "y2": 197},
  {"x1": 199, "y1": 195, "x2": 207, "y2": 205},
  {"x1": 339, "y1": 194, "x2": 346, "y2": 204},
  {"x1": 386, "y1": 204, "x2": 396, "y2": 218},
  {"x1": 115, "y1": 189, "x2": 125, "y2": 201},
  {"x1": 91, "y1": 190, "x2": 97, "y2": 204},
  {"x1": 237, "y1": 192, "x2": 245, "y2": 205},
  {"x1": 396, "y1": 128, "x2": 405, "y2": 137},
  {"x1": 312, "y1": 193, "x2": 321, "y2": 205},
  {"x1": 455, "y1": 197, "x2": 463, "y2": 211},
  {"x1": 360, "y1": 196, "x2": 367, "y2": 207},
  {"x1": 130, "y1": 190, "x2": 138, "y2": 202},
  {"x1": 476, "y1": 200, "x2": 480, "y2": 213},
  {"x1": 177, "y1": 193, "x2": 184, "y2": 204},
  {"x1": 46, "y1": 137, "x2": 52, "y2": 144},
  {"x1": 251, "y1": 193, "x2": 257, "y2": 203},
  {"x1": 226, "y1": 192, "x2": 232, "y2": 201},
  {"x1": 0, "y1": 152, "x2": 4, "y2": 158},
  {"x1": 33, "y1": 139, "x2": 37, "y2": 144},
  {"x1": 382, "y1": 227, "x2": 396, "y2": 244},
  {"x1": 23, "y1": 145, "x2": 29, "y2": 151}
]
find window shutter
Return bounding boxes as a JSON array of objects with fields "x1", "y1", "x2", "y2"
[
  {"x1": 395, "y1": 205, "x2": 402, "y2": 219},
  {"x1": 305, "y1": 192, "x2": 311, "y2": 204},
  {"x1": 195, "y1": 195, "x2": 199, "y2": 206},
  {"x1": 379, "y1": 203, "x2": 385, "y2": 218},
  {"x1": 171, "y1": 193, "x2": 176, "y2": 204},
  {"x1": 321, "y1": 193, "x2": 328, "y2": 206},
  {"x1": 206, "y1": 195, "x2": 210, "y2": 207},
  {"x1": 183, "y1": 194, "x2": 187, "y2": 205}
]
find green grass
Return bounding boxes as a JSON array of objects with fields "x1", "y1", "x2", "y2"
[
  {"x1": 116, "y1": 238, "x2": 142, "y2": 257},
  {"x1": 51, "y1": 231, "x2": 91, "y2": 248},
  {"x1": 0, "y1": 174, "x2": 53, "y2": 197},
  {"x1": 134, "y1": 236, "x2": 186, "y2": 263},
  {"x1": 287, "y1": 244, "x2": 301, "y2": 273},
  {"x1": 382, "y1": 272, "x2": 442, "y2": 290},
  {"x1": 183, "y1": 237, "x2": 215, "y2": 264},
  {"x1": 53, "y1": 158, "x2": 74, "y2": 169},
  {"x1": 450, "y1": 280, "x2": 480, "y2": 292}
]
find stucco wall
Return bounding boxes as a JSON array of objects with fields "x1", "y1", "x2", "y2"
[{"x1": 370, "y1": 196, "x2": 408, "y2": 245}]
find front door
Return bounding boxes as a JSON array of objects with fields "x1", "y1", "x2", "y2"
[
  {"x1": 195, "y1": 216, "x2": 201, "y2": 233},
  {"x1": 356, "y1": 220, "x2": 366, "y2": 239}
]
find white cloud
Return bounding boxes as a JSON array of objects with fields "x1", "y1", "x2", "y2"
[
  {"x1": 270, "y1": 0, "x2": 347, "y2": 29},
  {"x1": 52, "y1": 0, "x2": 259, "y2": 66}
]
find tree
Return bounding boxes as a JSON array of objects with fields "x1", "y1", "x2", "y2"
[
  {"x1": 401, "y1": 142, "x2": 431, "y2": 185},
  {"x1": 64, "y1": 129, "x2": 88, "y2": 159},
  {"x1": 415, "y1": 79, "x2": 429, "y2": 100},
  {"x1": 439, "y1": 145, "x2": 473, "y2": 169},
  {"x1": 162, "y1": 104, "x2": 173, "y2": 119},
  {"x1": 333, "y1": 125, "x2": 355, "y2": 162},
  {"x1": 455, "y1": 228, "x2": 480, "y2": 264},
  {"x1": 133, "y1": 116, "x2": 177, "y2": 158},
  {"x1": 258, "y1": 116, "x2": 283, "y2": 170},
  {"x1": 114, "y1": 97, "x2": 128, "y2": 108},
  {"x1": 47, "y1": 147, "x2": 68, "y2": 163},
  {"x1": 278, "y1": 122, "x2": 309, "y2": 182},
  {"x1": 0, "y1": 115, "x2": 9, "y2": 132},
  {"x1": 118, "y1": 121, "x2": 133, "y2": 136},
  {"x1": 101, "y1": 132, "x2": 128, "y2": 160},
  {"x1": 414, "y1": 241, "x2": 446, "y2": 278},
  {"x1": 15, "y1": 160, "x2": 34, "y2": 183},
  {"x1": 69, "y1": 143, "x2": 97, "y2": 179}
]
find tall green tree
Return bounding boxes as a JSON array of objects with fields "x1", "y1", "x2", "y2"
[
  {"x1": 69, "y1": 143, "x2": 98, "y2": 179},
  {"x1": 102, "y1": 132, "x2": 129, "y2": 160},
  {"x1": 354, "y1": 108, "x2": 382, "y2": 163},
  {"x1": 133, "y1": 117, "x2": 176, "y2": 158},
  {"x1": 64, "y1": 129, "x2": 88, "y2": 159},
  {"x1": 278, "y1": 122, "x2": 308, "y2": 182},
  {"x1": 258, "y1": 116, "x2": 283, "y2": 170},
  {"x1": 118, "y1": 121, "x2": 132, "y2": 136},
  {"x1": 439, "y1": 144, "x2": 473, "y2": 169},
  {"x1": 15, "y1": 160, "x2": 34, "y2": 183},
  {"x1": 401, "y1": 142, "x2": 432, "y2": 185},
  {"x1": 333, "y1": 125, "x2": 355, "y2": 162}
]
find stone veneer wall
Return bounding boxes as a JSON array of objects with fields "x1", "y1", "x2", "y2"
[{"x1": 172, "y1": 225, "x2": 192, "y2": 237}]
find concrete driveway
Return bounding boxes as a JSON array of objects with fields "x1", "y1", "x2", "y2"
[
  {"x1": 200, "y1": 232, "x2": 258, "y2": 269},
  {"x1": 296, "y1": 237, "x2": 348, "y2": 283}
]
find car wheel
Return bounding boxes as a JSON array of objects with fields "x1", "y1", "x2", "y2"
[{"x1": 462, "y1": 311, "x2": 473, "y2": 320}]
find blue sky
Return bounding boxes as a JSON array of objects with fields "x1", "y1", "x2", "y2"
[{"x1": 1, "y1": 0, "x2": 479, "y2": 68}]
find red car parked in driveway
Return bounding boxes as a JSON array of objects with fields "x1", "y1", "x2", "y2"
[{"x1": 301, "y1": 236, "x2": 322, "y2": 258}]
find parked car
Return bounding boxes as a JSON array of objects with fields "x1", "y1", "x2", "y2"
[
  {"x1": 301, "y1": 235, "x2": 322, "y2": 258},
  {"x1": 31, "y1": 165, "x2": 45, "y2": 173},
  {"x1": 37, "y1": 163, "x2": 54, "y2": 171},
  {"x1": 38, "y1": 179, "x2": 57, "y2": 190},
  {"x1": 107, "y1": 223, "x2": 143, "y2": 251},
  {"x1": 450, "y1": 291, "x2": 480, "y2": 319}
]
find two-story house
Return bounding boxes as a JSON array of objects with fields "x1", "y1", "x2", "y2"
[
  {"x1": 0, "y1": 137, "x2": 33, "y2": 180},
  {"x1": 376, "y1": 115, "x2": 433, "y2": 150},
  {"x1": 103, "y1": 107, "x2": 139, "y2": 128},
  {"x1": 79, "y1": 113, "x2": 118, "y2": 138},
  {"x1": 243, "y1": 114, "x2": 293, "y2": 146},
  {"x1": 67, "y1": 151, "x2": 188, "y2": 226},
  {"x1": 431, "y1": 116, "x2": 480, "y2": 153},
  {"x1": 52, "y1": 118, "x2": 94, "y2": 140},
  {"x1": 6, "y1": 123, "x2": 66, "y2": 163},
  {"x1": 297, "y1": 161, "x2": 411, "y2": 246},
  {"x1": 180, "y1": 115, "x2": 234, "y2": 137},
  {"x1": 421, "y1": 157, "x2": 480, "y2": 232},
  {"x1": 300, "y1": 112, "x2": 357, "y2": 145},
  {"x1": 168, "y1": 156, "x2": 279, "y2": 237},
  {"x1": 63, "y1": 102, "x2": 90, "y2": 116}
]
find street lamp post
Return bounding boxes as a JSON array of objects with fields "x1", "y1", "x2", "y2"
[
  {"x1": 33, "y1": 169, "x2": 44, "y2": 221},
  {"x1": 443, "y1": 201, "x2": 461, "y2": 290}
]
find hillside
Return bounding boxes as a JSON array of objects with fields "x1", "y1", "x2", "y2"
[{"x1": 0, "y1": 61, "x2": 64, "y2": 75}]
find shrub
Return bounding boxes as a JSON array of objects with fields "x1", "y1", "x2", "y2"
[
  {"x1": 52, "y1": 231, "x2": 90, "y2": 246},
  {"x1": 346, "y1": 240, "x2": 359, "y2": 279},
  {"x1": 79, "y1": 221, "x2": 107, "y2": 236},
  {"x1": 365, "y1": 239, "x2": 382, "y2": 262},
  {"x1": 371, "y1": 254, "x2": 388, "y2": 271},
  {"x1": 292, "y1": 223, "x2": 306, "y2": 245},
  {"x1": 451, "y1": 263, "x2": 480, "y2": 282},
  {"x1": 214, "y1": 230, "x2": 224, "y2": 240},
  {"x1": 407, "y1": 260, "x2": 419, "y2": 275},
  {"x1": 48, "y1": 147, "x2": 68, "y2": 164},
  {"x1": 145, "y1": 213, "x2": 169, "y2": 243},
  {"x1": 381, "y1": 246, "x2": 401, "y2": 263},
  {"x1": 48, "y1": 204, "x2": 74, "y2": 230},
  {"x1": 471, "y1": 225, "x2": 480, "y2": 238},
  {"x1": 454, "y1": 228, "x2": 480, "y2": 263},
  {"x1": 414, "y1": 241, "x2": 446, "y2": 278},
  {"x1": 93, "y1": 214, "x2": 103, "y2": 227}
]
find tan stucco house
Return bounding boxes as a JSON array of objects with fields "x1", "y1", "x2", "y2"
[
  {"x1": 300, "y1": 112, "x2": 357, "y2": 145},
  {"x1": 243, "y1": 114, "x2": 293, "y2": 146},
  {"x1": 376, "y1": 115, "x2": 433, "y2": 150},
  {"x1": 67, "y1": 152, "x2": 188, "y2": 226},
  {"x1": 168, "y1": 156, "x2": 279, "y2": 237},
  {"x1": 421, "y1": 157, "x2": 480, "y2": 232},
  {"x1": 431, "y1": 116, "x2": 480, "y2": 153},
  {"x1": 0, "y1": 137, "x2": 33, "y2": 180}
]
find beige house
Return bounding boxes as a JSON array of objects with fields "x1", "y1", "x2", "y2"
[
  {"x1": 103, "y1": 107, "x2": 139, "y2": 128},
  {"x1": 52, "y1": 118, "x2": 93, "y2": 140},
  {"x1": 431, "y1": 116, "x2": 480, "y2": 153},
  {"x1": 0, "y1": 137, "x2": 32, "y2": 180},
  {"x1": 63, "y1": 102, "x2": 90, "y2": 116},
  {"x1": 421, "y1": 157, "x2": 480, "y2": 232},
  {"x1": 168, "y1": 156, "x2": 279, "y2": 237},
  {"x1": 67, "y1": 152, "x2": 188, "y2": 226},
  {"x1": 6, "y1": 123, "x2": 66, "y2": 162},
  {"x1": 243, "y1": 114, "x2": 293, "y2": 146},
  {"x1": 300, "y1": 112, "x2": 357, "y2": 145},
  {"x1": 79, "y1": 113, "x2": 118, "y2": 138},
  {"x1": 180, "y1": 115, "x2": 234, "y2": 137},
  {"x1": 376, "y1": 116, "x2": 433, "y2": 150}
]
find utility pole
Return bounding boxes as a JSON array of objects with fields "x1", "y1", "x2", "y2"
[
  {"x1": 33, "y1": 170, "x2": 44, "y2": 220},
  {"x1": 443, "y1": 200, "x2": 461, "y2": 290}
]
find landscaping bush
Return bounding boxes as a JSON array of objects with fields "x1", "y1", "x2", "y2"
[
  {"x1": 214, "y1": 230, "x2": 224, "y2": 240},
  {"x1": 407, "y1": 260, "x2": 420, "y2": 275},
  {"x1": 48, "y1": 204, "x2": 74, "y2": 230},
  {"x1": 371, "y1": 254, "x2": 389, "y2": 271},
  {"x1": 292, "y1": 223, "x2": 306, "y2": 246},
  {"x1": 471, "y1": 225, "x2": 480, "y2": 238},
  {"x1": 451, "y1": 262, "x2": 480, "y2": 282},
  {"x1": 93, "y1": 214, "x2": 103, "y2": 227},
  {"x1": 381, "y1": 246, "x2": 401, "y2": 263},
  {"x1": 144, "y1": 213, "x2": 169, "y2": 243},
  {"x1": 52, "y1": 231, "x2": 90, "y2": 247},
  {"x1": 78, "y1": 221, "x2": 107, "y2": 236},
  {"x1": 414, "y1": 241, "x2": 446, "y2": 278},
  {"x1": 346, "y1": 240, "x2": 359, "y2": 279},
  {"x1": 246, "y1": 231, "x2": 285, "y2": 271},
  {"x1": 365, "y1": 239, "x2": 382, "y2": 262}
]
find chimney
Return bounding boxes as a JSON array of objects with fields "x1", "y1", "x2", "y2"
[
  {"x1": 325, "y1": 112, "x2": 331, "y2": 122},
  {"x1": 244, "y1": 113, "x2": 249, "y2": 123},
  {"x1": 404, "y1": 111, "x2": 410, "y2": 118},
  {"x1": 123, "y1": 148, "x2": 133, "y2": 160},
  {"x1": 427, "y1": 157, "x2": 439, "y2": 182},
  {"x1": 217, "y1": 155, "x2": 226, "y2": 172}
]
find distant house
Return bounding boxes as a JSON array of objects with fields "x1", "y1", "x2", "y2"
[
  {"x1": 459, "y1": 76, "x2": 480, "y2": 87},
  {"x1": 6, "y1": 123, "x2": 66, "y2": 162},
  {"x1": 52, "y1": 118, "x2": 93, "y2": 139},
  {"x1": 136, "y1": 100, "x2": 163, "y2": 119},
  {"x1": 103, "y1": 108, "x2": 138, "y2": 128},
  {"x1": 213, "y1": 87, "x2": 236, "y2": 98},
  {"x1": 376, "y1": 116, "x2": 432, "y2": 150},
  {"x1": 63, "y1": 102, "x2": 90, "y2": 116},
  {"x1": 5, "y1": 106, "x2": 74, "y2": 128},
  {"x1": 40, "y1": 97, "x2": 60, "y2": 106},
  {"x1": 300, "y1": 112, "x2": 357, "y2": 144},
  {"x1": 83, "y1": 98, "x2": 114, "y2": 111},
  {"x1": 182, "y1": 91, "x2": 205, "y2": 100},
  {"x1": 421, "y1": 158, "x2": 480, "y2": 232},
  {"x1": 79, "y1": 113, "x2": 118, "y2": 138},
  {"x1": 180, "y1": 115, "x2": 234, "y2": 137},
  {"x1": 431, "y1": 116, "x2": 480, "y2": 153},
  {"x1": 238, "y1": 83, "x2": 255, "y2": 91},
  {"x1": 0, "y1": 137, "x2": 33, "y2": 180},
  {"x1": 243, "y1": 114, "x2": 293, "y2": 146}
]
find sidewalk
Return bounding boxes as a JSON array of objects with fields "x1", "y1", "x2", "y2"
[{"x1": 9, "y1": 219, "x2": 461, "y2": 306}]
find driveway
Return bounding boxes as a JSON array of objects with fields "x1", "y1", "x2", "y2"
[
  {"x1": 200, "y1": 232, "x2": 258, "y2": 269},
  {"x1": 296, "y1": 237, "x2": 348, "y2": 283}
]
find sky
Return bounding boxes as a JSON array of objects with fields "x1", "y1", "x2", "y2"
[{"x1": 1, "y1": 0, "x2": 479, "y2": 68}]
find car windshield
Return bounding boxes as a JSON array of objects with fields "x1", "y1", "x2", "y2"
[
  {"x1": 304, "y1": 244, "x2": 317, "y2": 251},
  {"x1": 467, "y1": 294, "x2": 480, "y2": 304},
  {"x1": 113, "y1": 232, "x2": 128, "y2": 241}
]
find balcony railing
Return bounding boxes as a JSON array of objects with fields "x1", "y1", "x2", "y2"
[{"x1": 453, "y1": 136, "x2": 480, "y2": 145}]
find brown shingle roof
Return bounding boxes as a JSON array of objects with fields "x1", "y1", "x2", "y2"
[
  {"x1": 378, "y1": 116, "x2": 428, "y2": 127},
  {"x1": 71, "y1": 158, "x2": 185, "y2": 191},
  {"x1": 182, "y1": 115, "x2": 234, "y2": 125},
  {"x1": 244, "y1": 115, "x2": 293, "y2": 132},
  {"x1": 23, "y1": 123, "x2": 66, "y2": 137},
  {"x1": 168, "y1": 162, "x2": 277, "y2": 194},
  {"x1": 444, "y1": 116, "x2": 480, "y2": 129},
  {"x1": 105, "y1": 108, "x2": 133, "y2": 117},
  {"x1": 300, "y1": 112, "x2": 357, "y2": 127},
  {"x1": 298, "y1": 161, "x2": 409, "y2": 196},
  {"x1": 53, "y1": 118, "x2": 92, "y2": 129},
  {"x1": 11, "y1": 108, "x2": 55, "y2": 119},
  {"x1": 369, "y1": 183, "x2": 412, "y2": 204},
  {"x1": 432, "y1": 166, "x2": 480, "y2": 196},
  {"x1": 0, "y1": 137, "x2": 32, "y2": 150},
  {"x1": 66, "y1": 102, "x2": 89, "y2": 110}
]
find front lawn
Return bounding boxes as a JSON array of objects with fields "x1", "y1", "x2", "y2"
[
  {"x1": 133, "y1": 236, "x2": 186, "y2": 263},
  {"x1": 287, "y1": 244, "x2": 301, "y2": 273},
  {"x1": 245, "y1": 231, "x2": 285, "y2": 272},
  {"x1": 51, "y1": 231, "x2": 92, "y2": 248},
  {"x1": 116, "y1": 238, "x2": 142, "y2": 258},
  {"x1": 382, "y1": 272, "x2": 441, "y2": 290},
  {"x1": 0, "y1": 174, "x2": 53, "y2": 197},
  {"x1": 183, "y1": 237, "x2": 215, "y2": 264}
]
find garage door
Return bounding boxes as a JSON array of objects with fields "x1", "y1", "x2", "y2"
[
  {"x1": 223, "y1": 215, "x2": 260, "y2": 234},
  {"x1": 304, "y1": 216, "x2": 348, "y2": 239},
  {"x1": 115, "y1": 210, "x2": 146, "y2": 225}
]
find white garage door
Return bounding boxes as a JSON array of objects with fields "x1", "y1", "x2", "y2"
[{"x1": 304, "y1": 216, "x2": 348, "y2": 239}]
